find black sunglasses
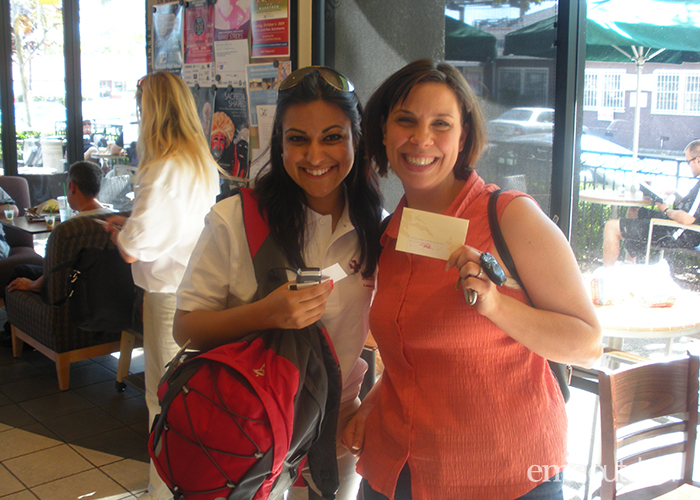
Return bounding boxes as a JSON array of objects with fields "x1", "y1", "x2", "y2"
[{"x1": 279, "y1": 66, "x2": 355, "y2": 93}]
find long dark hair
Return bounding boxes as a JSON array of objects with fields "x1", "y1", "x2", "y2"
[
  {"x1": 254, "y1": 68, "x2": 383, "y2": 278},
  {"x1": 364, "y1": 59, "x2": 487, "y2": 180}
]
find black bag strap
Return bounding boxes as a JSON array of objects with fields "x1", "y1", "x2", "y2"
[
  {"x1": 48, "y1": 240, "x2": 112, "y2": 307},
  {"x1": 488, "y1": 189, "x2": 571, "y2": 402}
]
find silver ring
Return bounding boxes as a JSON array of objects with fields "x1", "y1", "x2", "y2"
[{"x1": 476, "y1": 267, "x2": 483, "y2": 279}]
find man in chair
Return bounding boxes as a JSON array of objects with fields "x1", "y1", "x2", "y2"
[
  {"x1": 603, "y1": 139, "x2": 700, "y2": 266},
  {"x1": 7, "y1": 161, "x2": 113, "y2": 293}
]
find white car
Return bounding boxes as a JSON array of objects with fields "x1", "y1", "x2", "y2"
[{"x1": 487, "y1": 107, "x2": 554, "y2": 143}]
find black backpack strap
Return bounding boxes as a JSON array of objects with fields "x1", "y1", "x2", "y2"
[{"x1": 488, "y1": 189, "x2": 571, "y2": 402}]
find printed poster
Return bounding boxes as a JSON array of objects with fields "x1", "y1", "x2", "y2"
[
  {"x1": 153, "y1": 2, "x2": 184, "y2": 73},
  {"x1": 213, "y1": 0, "x2": 250, "y2": 87},
  {"x1": 191, "y1": 85, "x2": 216, "y2": 144},
  {"x1": 251, "y1": 0, "x2": 289, "y2": 59},
  {"x1": 246, "y1": 61, "x2": 290, "y2": 127},
  {"x1": 182, "y1": 0, "x2": 215, "y2": 86},
  {"x1": 212, "y1": 87, "x2": 250, "y2": 183}
]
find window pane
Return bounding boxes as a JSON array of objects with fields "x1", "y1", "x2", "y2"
[
  {"x1": 446, "y1": 2, "x2": 558, "y2": 214},
  {"x1": 11, "y1": 0, "x2": 66, "y2": 173},
  {"x1": 79, "y1": 0, "x2": 145, "y2": 178},
  {"x1": 575, "y1": 0, "x2": 700, "y2": 284}
]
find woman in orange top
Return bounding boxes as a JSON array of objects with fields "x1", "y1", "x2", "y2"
[{"x1": 341, "y1": 59, "x2": 602, "y2": 500}]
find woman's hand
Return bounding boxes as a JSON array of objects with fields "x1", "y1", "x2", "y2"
[
  {"x1": 446, "y1": 245, "x2": 503, "y2": 315},
  {"x1": 261, "y1": 280, "x2": 333, "y2": 330},
  {"x1": 341, "y1": 411, "x2": 367, "y2": 457}
]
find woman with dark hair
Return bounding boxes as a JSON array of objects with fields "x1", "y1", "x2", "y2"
[
  {"x1": 174, "y1": 66, "x2": 383, "y2": 500},
  {"x1": 341, "y1": 59, "x2": 602, "y2": 500}
]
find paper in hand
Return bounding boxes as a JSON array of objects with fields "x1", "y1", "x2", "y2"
[{"x1": 395, "y1": 208, "x2": 469, "y2": 261}]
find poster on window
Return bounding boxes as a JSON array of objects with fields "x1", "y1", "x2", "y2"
[
  {"x1": 251, "y1": 0, "x2": 289, "y2": 59},
  {"x1": 152, "y1": 2, "x2": 184, "y2": 74},
  {"x1": 213, "y1": 0, "x2": 250, "y2": 87},
  {"x1": 212, "y1": 87, "x2": 250, "y2": 183},
  {"x1": 182, "y1": 0, "x2": 215, "y2": 86},
  {"x1": 191, "y1": 85, "x2": 216, "y2": 144},
  {"x1": 246, "y1": 61, "x2": 290, "y2": 127}
]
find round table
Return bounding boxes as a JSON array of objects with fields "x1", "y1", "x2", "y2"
[
  {"x1": 595, "y1": 290, "x2": 700, "y2": 355},
  {"x1": 579, "y1": 188, "x2": 653, "y2": 218}
]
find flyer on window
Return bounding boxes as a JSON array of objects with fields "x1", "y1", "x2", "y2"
[
  {"x1": 182, "y1": 0, "x2": 215, "y2": 86},
  {"x1": 152, "y1": 1, "x2": 184, "y2": 74},
  {"x1": 212, "y1": 87, "x2": 250, "y2": 183},
  {"x1": 213, "y1": 0, "x2": 250, "y2": 87},
  {"x1": 246, "y1": 61, "x2": 290, "y2": 127},
  {"x1": 251, "y1": 0, "x2": 289, "y2": 59},
  {"x1": 192, "y1": 85, "x2": 216, "y2": 144}
]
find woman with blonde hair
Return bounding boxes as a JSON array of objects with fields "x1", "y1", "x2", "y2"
[{"x1": 102, "y1": 71, "x2": 221, "y2": 500}]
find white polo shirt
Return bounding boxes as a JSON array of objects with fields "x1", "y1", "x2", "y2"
[{"x1": 177, "y1": 193, "x2": 375, "y2": 403}]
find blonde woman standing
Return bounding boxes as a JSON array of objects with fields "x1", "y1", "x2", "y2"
[{"x1": 103, "y1": 71, "x2": 220, "y2": 500}]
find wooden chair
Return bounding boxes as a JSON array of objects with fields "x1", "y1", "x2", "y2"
[
  {"x1": 644, "y1": 218, "x2": 700, "y2": 264},
  {"x1": 598, "y1": 354, "x2": 699, "y2": 499}
]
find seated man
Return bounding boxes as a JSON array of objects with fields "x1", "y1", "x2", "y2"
[
  {"x1": 603, "y1": 139, "x2": 700, "y2": 266},
  {"x1": 7, "y1": 161, "x2": 113, "y2": 293}
]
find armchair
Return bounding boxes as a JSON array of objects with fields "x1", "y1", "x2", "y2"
[
  {"x1": 5, "y1": 215, "x2": 131, "y2": 390},
  {"x1": 0, "y1": 176, "x2": 45, "y2": 297}
]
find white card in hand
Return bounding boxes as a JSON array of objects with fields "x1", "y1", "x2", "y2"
[{"x1": 395, "y1": 207, "x2": 469, "y2": 261}]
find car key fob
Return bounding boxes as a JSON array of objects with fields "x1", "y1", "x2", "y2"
[{"x1": 480, "y1": 252, "x2": 507, "y2": 286}]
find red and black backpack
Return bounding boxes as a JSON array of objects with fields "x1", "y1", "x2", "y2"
[{"x1": 148, "y1": 188, "x2": 342, "y2": 500}]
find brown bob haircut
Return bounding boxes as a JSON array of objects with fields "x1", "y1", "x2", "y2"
[{"x1": 363, "y1": 59, "x2": 487, "y2": 180}]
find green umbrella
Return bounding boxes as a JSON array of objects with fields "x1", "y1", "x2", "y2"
[
  {"x1": 445, "y1": 15, "x2": 498, "y2": 63},
  {"x1": 503, "y1": 0, "x2": 700, "y2": 184}
]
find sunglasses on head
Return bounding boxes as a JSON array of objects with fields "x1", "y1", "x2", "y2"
[{"x1": 279, "y1": 66, "x2": 355, "y2": 93}]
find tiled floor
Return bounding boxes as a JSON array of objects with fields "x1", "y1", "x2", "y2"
[{"x1": 0, "y1": 339, "x2": 149, "y2": 500}]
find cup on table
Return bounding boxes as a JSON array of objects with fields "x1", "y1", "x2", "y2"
[
  {"x1": 45, "y1": 214, "x2": 56, "y2": 229},
  {"x1": 4, "y1": 209, "x2": 14, "y2": 221},
  {"x1": 57, "y1": 196, "x2": 70, "y2": 222}
]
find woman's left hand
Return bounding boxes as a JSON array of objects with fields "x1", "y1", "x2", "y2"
[{"x1": 446, "y1": 245, "x2": 501, "y2": 314}]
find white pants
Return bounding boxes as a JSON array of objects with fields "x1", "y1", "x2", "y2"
[
  {"x1": 286, "y1": 397, "x2": 362, "y2": 500},
  {"x1": 142, "y1": 291, "x2": 180, "y2": 500}
]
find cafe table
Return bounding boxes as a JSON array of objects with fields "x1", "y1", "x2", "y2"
[
  {"x1": 594, "y1": 290, "x2": 700, "y2": 356},
  {"x1": 0, "y1": 215, "x2": 55, "y2": 234},
  {"x1": 579, "y1": 188, "x2": 653, "y2": 218}
]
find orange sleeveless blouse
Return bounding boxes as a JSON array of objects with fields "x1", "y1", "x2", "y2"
[{"x1": 357, "y1": 174, "x2": 567, "y2": 500}]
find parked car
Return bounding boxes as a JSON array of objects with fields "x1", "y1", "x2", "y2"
[{"x1": 486, "y1": 107, "x2": 555, "y2": 143}]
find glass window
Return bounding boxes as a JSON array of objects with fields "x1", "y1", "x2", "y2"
[
  {"x1": 575, "y1": 0, "x2": 700, "y2": 282},
  {"x1": 11, "y1": 0, "x2": 66, "y2": 172},
  {"x1": 583, "y1": 69, "x2": 624, "y2": 111},
  {"x1": 79, "y1": 0, "x2": 144, "y2": 174},
  {"x1": 446, "y1": 2, "x2": 557, "y2": 215},
  {"x1": 653, "y1": 70, "x2": 700, "y2": 116}
]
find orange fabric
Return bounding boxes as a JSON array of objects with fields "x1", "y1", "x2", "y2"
[{"x1": 357, "y1": 174, "x2": 567, "y2": 500}]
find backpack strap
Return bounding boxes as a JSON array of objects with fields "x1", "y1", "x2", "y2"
[
  {"x1": 238, "y1": 187, "x2": 340, "y2": 497},
  {"x1": 238, "y1": 187, "x2": 267, "y2": 260},
  {"x1": 488, "y1": 189, "x2": 571, "y2": 402},
  {"x1": 237, "y1": 187, "x2": 288, "y2": 300}
]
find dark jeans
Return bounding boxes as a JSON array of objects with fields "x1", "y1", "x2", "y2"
[{"x1": 361, "y1": 467, "x2": 563, "y2": 500}]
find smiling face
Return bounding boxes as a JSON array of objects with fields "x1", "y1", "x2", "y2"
[
  {"x1": 282, "y1": 100, "x2": 355, "y2": 215},
  {"x1": 382, "y1": 82, "x2": 467, "y2": 212}
]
